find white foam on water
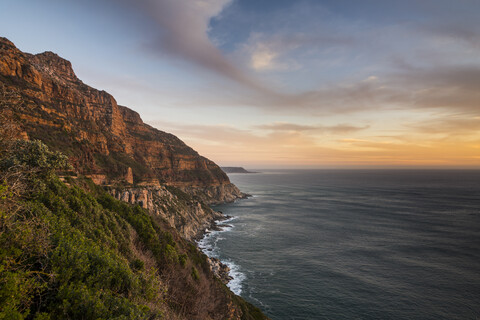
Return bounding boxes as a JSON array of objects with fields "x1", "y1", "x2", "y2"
[
  {"x1": 197, "y1": 230, "x2": 221, "y2": 255},
  {"x1": 196, "y1": 216, "x2": 246, "y2": 295},
  {"x1": 218, "y1": 216, "x2": 237, "y2": 224},
  {"x1": 224, "y1": 260, "x2": 246, "y2": 295},
  {"x1": 221, "y1": 226, "x2": 233, "y2": 232}
]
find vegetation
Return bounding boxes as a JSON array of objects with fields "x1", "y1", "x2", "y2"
[
  {"x1": 0, "y1": 44, "x2": 269, "y2": 320},
  {"x1": 0, "y1": 140, "x2": 163, "y2": 319},
  {"x1": 93, "y1": 153, "x2": 153, "y2": 181},
  {"x1": 0, "y1": 86, "x2": 268, "y2": 318},
  {"x1": 0, "y1": 139, "x2": 269, "y2": 320},
  {"x1": 165, "y1": 186, "x2": 192, "y2": 203}
]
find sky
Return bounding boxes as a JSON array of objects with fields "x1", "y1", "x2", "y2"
[{"x1": 1, "y1": 0, "x2": 480, "y2": 169}]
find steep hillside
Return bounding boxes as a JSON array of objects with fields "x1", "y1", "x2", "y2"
[
  {"x1": 0, "y1": 36, "x2": 268, "y2": 319},
  {"x1": 0, "y1": 37, "x2": 243, "y2": 204},
  {"x1": 0, "y1": 139, "x2": 267, "y2": 320}
]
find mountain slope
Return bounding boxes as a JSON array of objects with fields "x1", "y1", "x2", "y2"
[
  {"x1": 0, "y1": 37, "x2": 269, "y2": 319},
  {"x1": 0, "y1": 37, "x2": 242, "y2": 204},
  {"x1": 0, "y1": 140, "x2": 267, "y2": 320}
]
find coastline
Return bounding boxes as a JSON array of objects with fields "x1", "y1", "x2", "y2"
[{"x1": 197, "y1": 212, "x2": 244, "y2": 291}]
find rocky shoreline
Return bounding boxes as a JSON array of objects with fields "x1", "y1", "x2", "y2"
[
  {"x1": 207, "y1": 256, "x2": 233, "y2": 285},
  {"x1": 108, "y1": 184, "x2": 242, "y2": 285},
  {"x1": 197, "y1": 214, "x2": 236, "y2": 285},
  {"x1": 0, "y1": 35, "x2": 269, "y2": 320}
]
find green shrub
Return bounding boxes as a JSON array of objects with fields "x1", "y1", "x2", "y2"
[
  {"x1": 0, "y1": 141, "x2": 268, "y2": 319},
  {"x1": 0, "y1": 139, "x2": 70, "y2": 176},
  {"x1": 191, "y1": 267, "x2": 199, "y2": 281},
  {"x1": 179, "y1": 254, "x2": 188, "y2": 267},
  {"x1": 131, "y1": 259, "x2": 145, "y2": 271},
  {"x1": 163, "y1": 244, "x2": 178, "y2": 264}
]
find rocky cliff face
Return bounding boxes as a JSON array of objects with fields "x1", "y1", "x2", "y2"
[
  {"x1": 0, "y1": 37, "x2": 243, "y2": 204},
  {"x1": 109, "y1": 185, "x2": 224, "y2": 240},
  {"x1": 0, "y1": 37, "x2": 269, "y2": 320}
]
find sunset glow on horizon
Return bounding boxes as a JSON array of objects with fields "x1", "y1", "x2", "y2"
[{"x1": 2, "y1": 0, "x2": 479, "y2": 168}]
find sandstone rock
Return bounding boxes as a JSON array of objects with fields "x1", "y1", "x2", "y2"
[
  {"x1": 0, "y1": 37, "x2": 245, "y2": 204},
  {"x1": 125, "y1": 167, "x2": 133, "y2": 184},
  {"x1": 0, "y1": 36, "x2": 268, "y2": 320},
  {"x1": 109, "y1": 185, "x2": 222, "y2": 240},
  {"x1": 207, "y1": 256, "x2": 233, "y2": 285}
]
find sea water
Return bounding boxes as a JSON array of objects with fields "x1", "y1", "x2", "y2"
[{"x1": 198, "y1": 170, "x2": 480, "y2": 320}]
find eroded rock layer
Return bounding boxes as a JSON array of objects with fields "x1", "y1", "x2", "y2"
[
  {"x1": 109, "y1": 185, "x2": 223, "y2": 241},
  {"x1": 0, "y1": 37, "x2": 243, "y2": 204}
]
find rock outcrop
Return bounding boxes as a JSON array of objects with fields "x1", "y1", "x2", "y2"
[
  {"x1": 207, "y1": 257, "x2": 233, "y2": 285},
  {"x1": 0, "y1": 37, "x2": 270, "y2": 320},
  {"x1": 0, "y1": 36, "x2": 243, "y2": 205},
  {"x1": 0, "y1": 35, "x2": 247, "y2": 278},
  {"x1": 109, "y1": 185, "x2": 223, "y2": 240}
]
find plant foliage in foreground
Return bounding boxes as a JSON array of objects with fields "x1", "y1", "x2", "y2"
[
  {"x1": 0, "y1": 139, "x2": 268, "y2": 320},
  {"x1": 0, "y1": 140, "x2": 169, "y2": 319}
]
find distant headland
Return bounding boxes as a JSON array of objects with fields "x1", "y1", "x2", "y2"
[{"x1": 221, "y1": 167, "x2": 258, "y2": 174}]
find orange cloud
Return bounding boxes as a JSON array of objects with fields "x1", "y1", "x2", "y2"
[{"x1": 148, "y1": 120, "x2": 480, "y2": 169}]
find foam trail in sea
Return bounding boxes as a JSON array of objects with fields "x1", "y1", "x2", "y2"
[
  {"x1": 197, "y1": 216, "x2": 245, "y2": 295},
  {"x1": 223, "y1": 260, "x2": 245, "y2": 295}
]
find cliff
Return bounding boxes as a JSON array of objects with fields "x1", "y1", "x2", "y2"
[
  {"x1": 0, "y1": 36, "x2": 248, "y2": 239},
  {"x1": 109, "y1": 185, "x2": 224, "y2": 240},
  {"x1": 0, "y1": 140, "x2": 267, "y2": 319},
  {"x1": 0, "y1": 36, "x2": 243, "y2": 204},
  {"x1": 0, "y1": 37, "x2": 268, "y2": 319}
]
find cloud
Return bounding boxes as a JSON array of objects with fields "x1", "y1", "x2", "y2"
[
  {"x1": 147, "y1": 120, "x2": 319, "y2": 150},
  {"x1": 240, "y1": 32, "x2": 354, "y2": 72},
  {"x1": 146, "y1": 119, "x2": 388, "y2": 168},
  {"x1": 146, "y1": 120, "x2": 259, "y2": 147},
  {"x1": 265, "y1": 64, "x2": 480, "y2": 116},
  {"x1": 133, "y1": 61, "x2": 480, "y2": 118},
  {"x1": 120, "y1": 0, "x2": 277, "y2": 94},
  {"x1": 89, "y1": 0, "x2": 480, "y2": 119},
  {"x1": 408, "y1": 116, "x2": 480, "y2": 138},
  {"x1": 147, "y1": 120, "x2": 480, "y2": 168},
  {"x1": 250, "y1": 43, "x2": 278, "y2": 71},
  {"x1": 420, "y1": 24, "x2": 480, "y2": 49},
  {"x1": 390, "y1": 65, "x2": 480, "y2": 114},
  {"x1": 120, "y1": 0, "x2": 480, "y2": 168},
  {"x1": 255, "y1": 122, "x2": 369, "y2": 134}
]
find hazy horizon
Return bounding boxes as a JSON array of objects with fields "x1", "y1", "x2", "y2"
[
  {"x1": 2, "y1": 0, "x2": 479, "y2": 169},
  {"x1": 226, "y1": 166, "x2": 480, "y2": 170}
]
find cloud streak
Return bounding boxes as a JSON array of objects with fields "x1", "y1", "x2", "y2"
[
  {"x1": 239, "y1": 32, "x2": 354, "y2": 71},
  {"x1": 255, "y1": 122, "x2": 369, "y2": 134},
  {"x1": 112, "y1": 0, "x2": 480, "y2": 168},
  {"x1": 121, "y1": 0, "x2": 279, "y2": 95},
  {"x1": 98, "y1": 0, "x2": 480, "y2": 119},
  {"x1": 147, "y1": 120, "x2": 480, "y2": 168}
]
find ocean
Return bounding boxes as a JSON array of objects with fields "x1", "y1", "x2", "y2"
[{"x1": 198, "y1": 170, "x2": 480, "y2": 320}]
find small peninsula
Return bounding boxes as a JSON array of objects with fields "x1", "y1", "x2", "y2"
[{"x1": 221, "y1": 167, "x2": 257, "y2": 174}]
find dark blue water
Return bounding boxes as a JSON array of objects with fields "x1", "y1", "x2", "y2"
[{"x1": 199, "y1": 170, "x2": 480, "y2": 319}]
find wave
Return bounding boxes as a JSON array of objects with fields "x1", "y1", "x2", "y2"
[
  {"x1": 224, "y1": 260, "x2": 246, "y2": 295},
  {"x1": 197, "y1": 216, "x2": 246, "y2": 295}
]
